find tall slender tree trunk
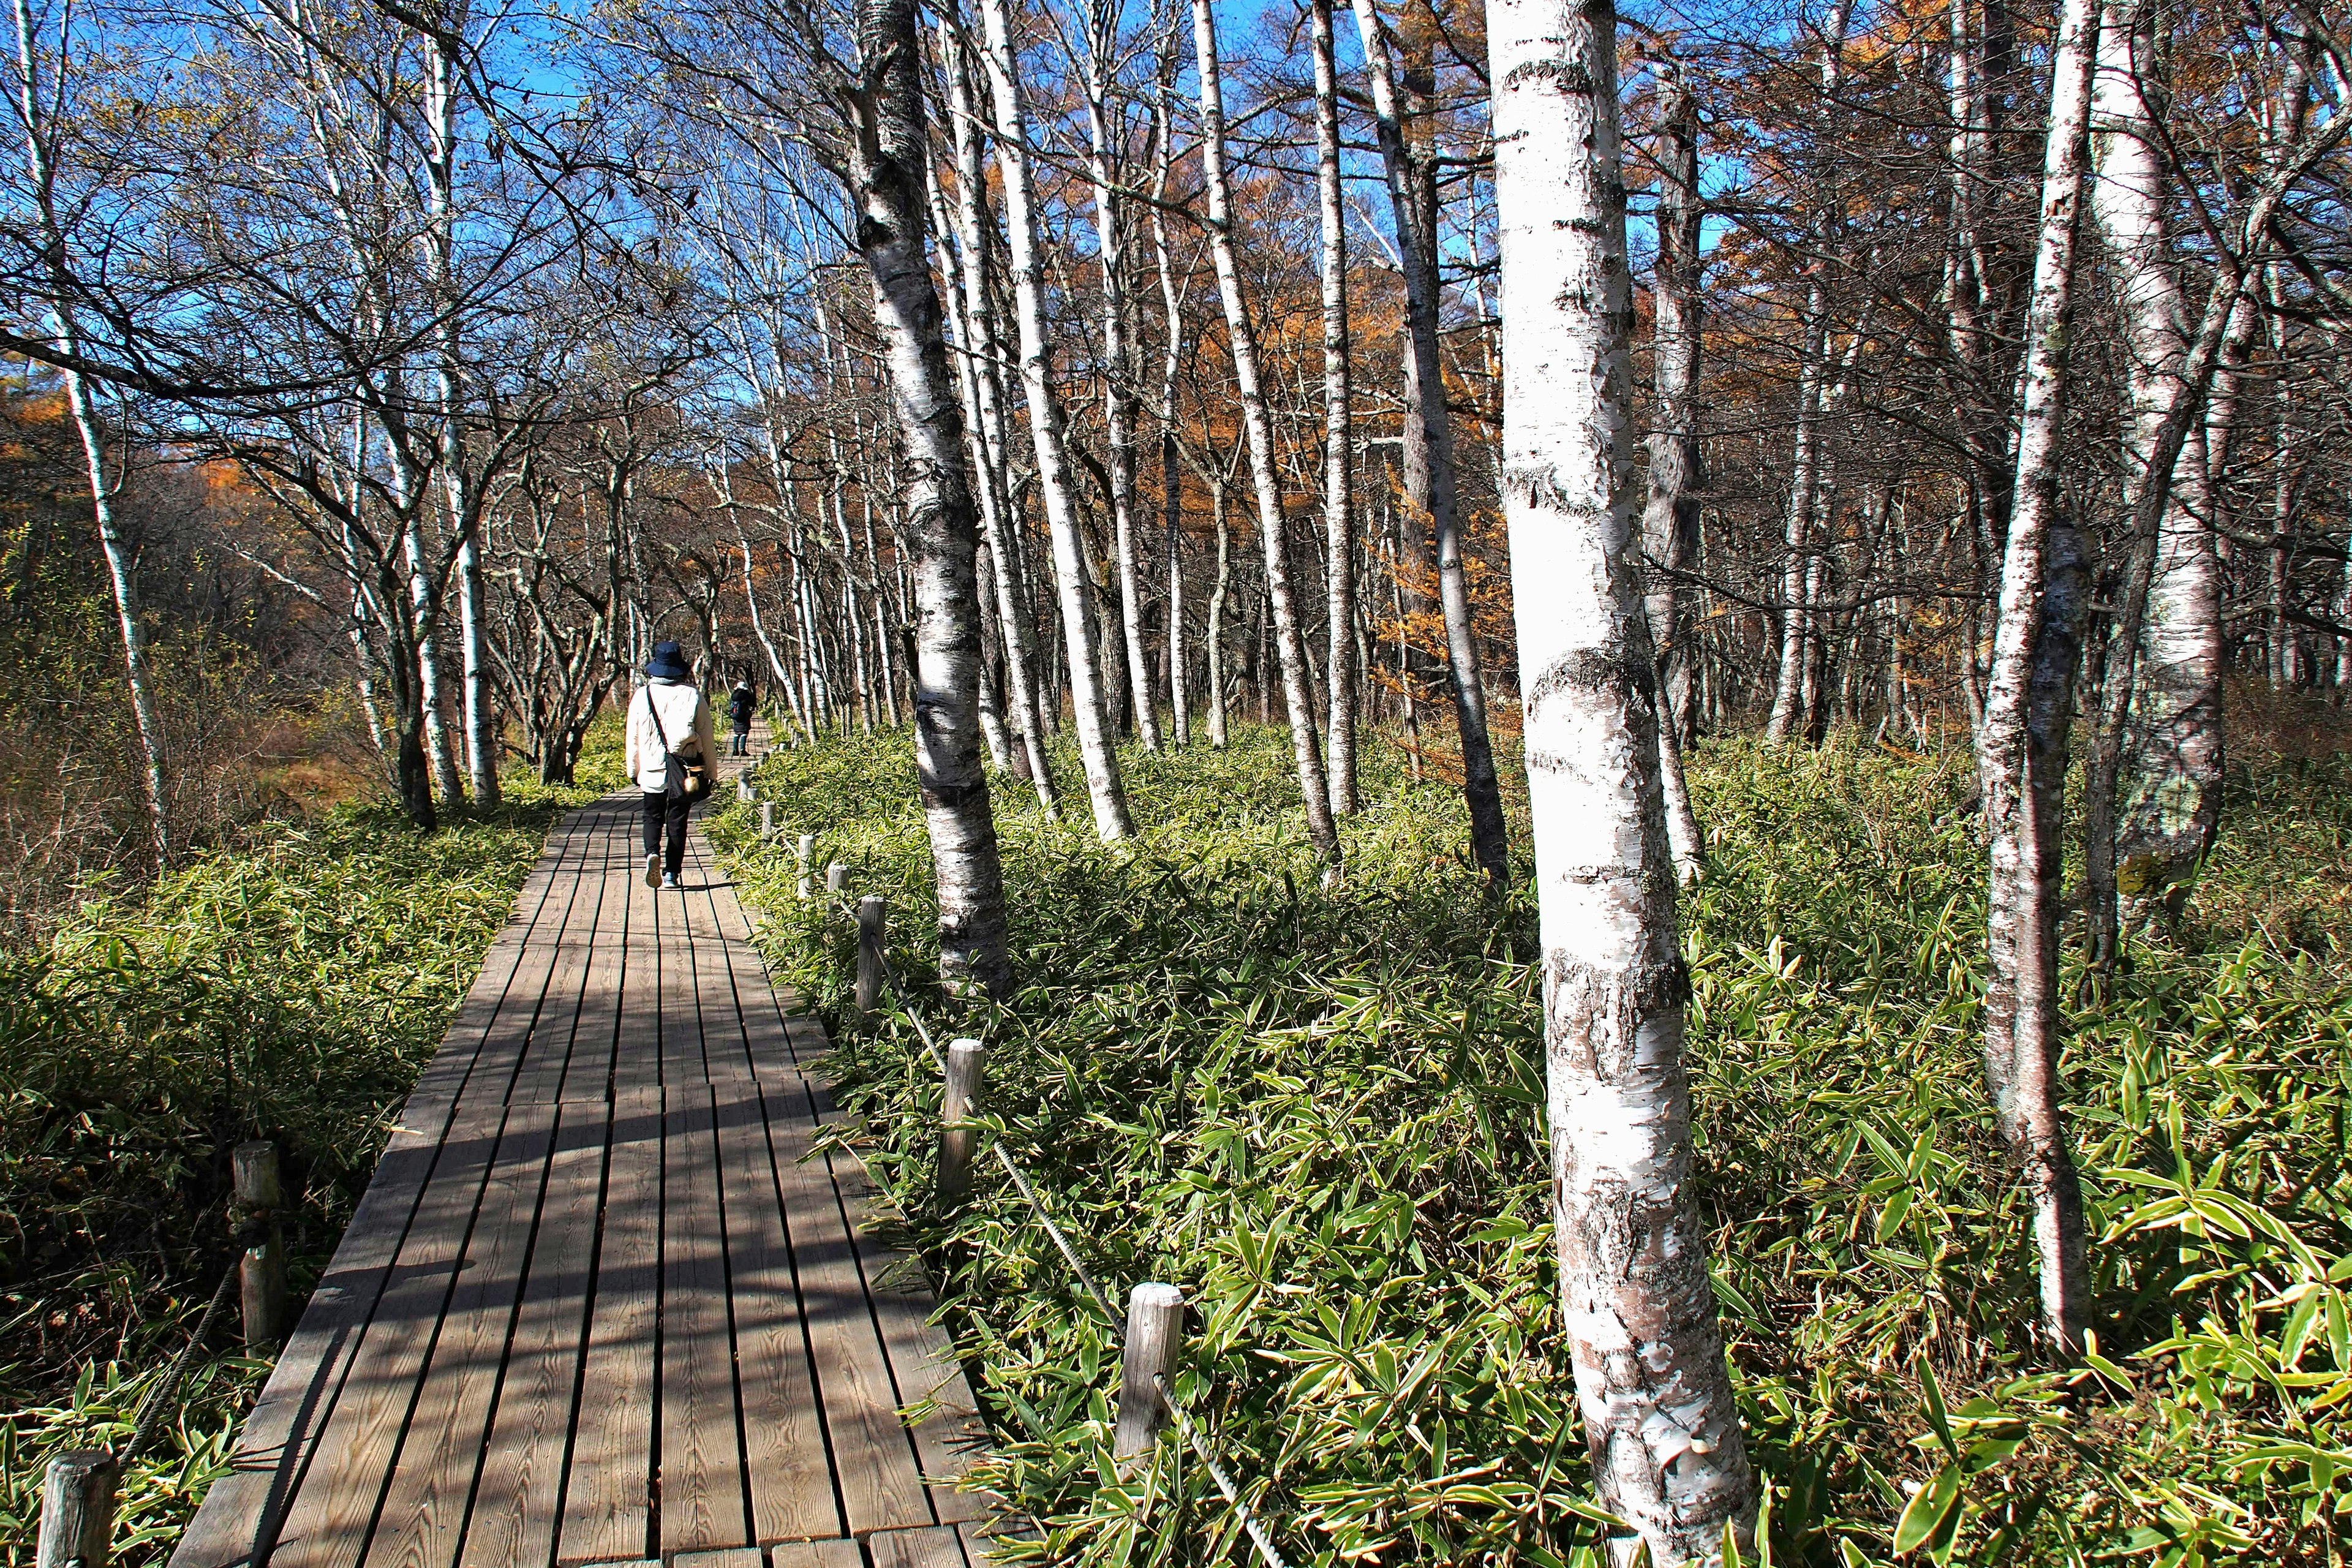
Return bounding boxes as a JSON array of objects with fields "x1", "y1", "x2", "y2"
[
  {"x1": 1313, "y1": 0, "x2": 1359, "y2": 815},
  {"x1": 1765, "y1": 0, "x2": 1853, "y2": 746},
  {"x1": 405, "y1": 521, "x2": 464, "y2": 805},
  {"x1": 974, "y1": 0, "x2": 1136, "y2": 839},
  {"x1": 1353, "y1": 0, "x2": 1508, "y2": 884},
  {"x1": 843, "y1": 0, "x2": 1009, "y2": 990},
  {"x1": 1644, "y1": 55, "x2": 1704, "y2": 882},
  {"x1": 11, "y1": 0, "x2": 175, "y2": 865},
  {"x1": 1978, "y1": 0, "x2": 2101, "y2": 1354},
  {"x1": 1207, "y1": 475, "x2": 1231, "y2": 748},
  {"x1": 421, "y1": 32, "x2": 497, "y2": 810},
  {"x1": 1490, "y1": 0, "x2": 1755, "y2": 1555},
  {"x1": 1194, "y1": 0, "x2": 1338, "y2": 862},
  {"x1": 935, "y1": 31, "x2": 1060, "y2": 813},
  {"x1": 1078, "y1": 13, "x2": 1162, "y2": 753},
  {"x1": 1150, "y1": 77, "x2": 1191, "y2": 749},
  {"x1": 2082, "y1": 0, "x2": 2225, "y2": 962}
]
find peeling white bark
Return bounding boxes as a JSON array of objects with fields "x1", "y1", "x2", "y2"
[{"x1": 1491, "y1": 0, "x2": 1753, "y2": 1557}]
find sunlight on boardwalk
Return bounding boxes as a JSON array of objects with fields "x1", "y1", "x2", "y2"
[{"x1": 170, "y1": 743, "x2": 991, "y2": 1568}]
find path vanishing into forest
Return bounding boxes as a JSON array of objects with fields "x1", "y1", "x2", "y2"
[{"x1": 168, "y1": 729, "x2": 997, "y2": 1568}]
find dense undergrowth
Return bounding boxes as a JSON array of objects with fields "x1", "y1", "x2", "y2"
[
  {"x1": 710, "y1": 724, "x2": 2352, "y2": 1567},
  {"x1": 0, "y1": 725, "x2": 625, "y2": 1564}
]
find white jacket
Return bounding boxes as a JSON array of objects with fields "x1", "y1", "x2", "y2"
[{"x1": 624, "y1": 679, "x2": 716, "y2": 793}]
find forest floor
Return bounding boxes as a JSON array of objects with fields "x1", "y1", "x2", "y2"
[
  {"x1": 710, "y1": 705, "x2": 2352, "y2": 1568},
  {"x1": 0, "y1": 735, "x2": 628, "y2": 1561}
]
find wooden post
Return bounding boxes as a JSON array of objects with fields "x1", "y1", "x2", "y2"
[
  {"x1": 1114, "y1": 1283, "x2": 1185, "y2": 1459},
  {"x1": 854, "y1": 895, "x2": 887, "y2": 1017},
  {"x1": 736, "y1": 775, "x2": 752, "y2": 804},
  {"x1": 760, "y1": 800, "x2": 775, "y2": 839},
  {"x1": 233, "y1": 1140, "x2": 286, "y2": 1346},
  {"x1": 36, "y1": 1450, "x2": 116, "y2": 1568},
  {"x1": 797, "y1": 835, "x2": 816, "y2": 900},
  {"x1": 826, "y1": 861, "x2": 850, "y2": 900},
  {"x1": 938, "y1": 1039, "x2": 986, "y2": 1204}
]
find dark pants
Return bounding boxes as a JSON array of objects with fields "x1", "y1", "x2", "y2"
[
  {"x1": 731, "y1": 724, "x2": 751, "y2": 756},
  {"x1": 642, "y1": 790, "x2": 688, "y2": 877}
]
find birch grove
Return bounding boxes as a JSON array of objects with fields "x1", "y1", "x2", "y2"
[{"x1": 4, "y1": 0, "x2": 2351, "y2": 1551}]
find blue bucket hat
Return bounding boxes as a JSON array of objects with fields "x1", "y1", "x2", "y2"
[{"x1": 645, "y1": 640, "x2": 691, "y2": 681}]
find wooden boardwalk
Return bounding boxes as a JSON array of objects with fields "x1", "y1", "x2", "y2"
[{"x1": 172, "y1": 744, "x2": 992, "y2": 1568}]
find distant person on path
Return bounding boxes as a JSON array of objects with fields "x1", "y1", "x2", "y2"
[
  {"x1": 627, "y1": 640, "x2": 715, "y2": 891},
  {"x1": 728, "y1": 678, "x2": 756, "y2": 756}
]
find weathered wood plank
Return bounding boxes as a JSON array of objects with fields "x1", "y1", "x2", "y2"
[
  {"x1": 259, "y1": 1102, "x2": 513, "y2": 1568},
  {"x1": 866, "y1": 1525, "x2": 972, "y2": 1568},
  {"x1": 455, "y1": 1096, "x2": 609, "y2": 1568},
  {"x1": 659, "y1": 1079, "x2": 750, "y2": 1553},
  {"x1": 356, "y1": 1104, "x2": 556, "y2": 1568},
  {"x1": 756, "y1": 1074, "x2": 936, "y2": 1538},
  {"x1": 556, "y1": 1083, "x2": 662, "y2": 1565}
]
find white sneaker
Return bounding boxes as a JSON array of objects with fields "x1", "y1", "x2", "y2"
[
  {"x1": 663, "y1": 873, "x2": 682, "y2": 891},
  {"x1": 645, "y1": 852, "x2": 661, "y2": 889}
]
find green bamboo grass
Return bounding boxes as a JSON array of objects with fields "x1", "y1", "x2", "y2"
[{"x1": 713, "y1": 726, "x2": 2352, "y2": 1567}]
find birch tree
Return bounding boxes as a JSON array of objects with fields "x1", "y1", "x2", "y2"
[
  {"x1": 1977, "y1": 0, "x2": 2103, "y2": 1352},
  {"x1": 974, "y1": 0, "x2": 1137, "y2": 839},
  {"x1": 1192, "y1": 0, "x2": 1338, "y2": 863},
  {"x1": 1642, "y1": 52, "x2": 1703, "y2": 882},
  {"x1": 1311, "y1": 0, "x2": 1357, "y2": 815},
  {"x1": 6, "y1": 0, "x2": 172, "y2": 865},
  {"x1": 1491, "y1": 0, "x2": 1754, "y2": 1557},
  {"x1": 1352, "y1": 0, "x2": 1507, "y2": 884}
]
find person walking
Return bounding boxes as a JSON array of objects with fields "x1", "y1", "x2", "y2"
[
  {"x1": 727, "y1": 677, "x2": 756, "y2": 757},
  {"x1": 626, "y1": 640, "x2": 716, "y2": 890}
]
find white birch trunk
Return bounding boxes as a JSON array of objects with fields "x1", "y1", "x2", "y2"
[
  {"x1": 1150, "y1": 75, "x2": 1191, "y2": 750},
  {"x1": 1313, "y1": 0, "x2": 1358, "y2": 815},
  {"x1": 10, "y1": 4, "x2": 173, "y2": 865},
  {"x1": 935, "y1": 33, "x2": 1061, "y2": 811},
  {"x1": 1078, "y1": 11, "x2": 1161, "y2": 753},
  {"x1": 1643, "y1": 56, "x2": 1705, "y2": 882},
  {"x1": 843, "y1": 0, "x2": 1009, "y2": 989},
  {"x1": 2089, "y1": 0, "x2": 2223, "y2": 914},
  {"x1": 1193, "y1": 0, "x2": 1339, "y2": 861},
  {"x1": 1353, "y1": 0, "x2": 1509, "y2": 881},
  {"x1": 973, "y1": 0, "x2": 1136, "y2": 838},
  {"x1": 1491, "y1": 0, "x2": 1754, "y2": 1555},
  {"x1": 1978, "y1": 0, "x2": 2101, "y2": 1352},
  {"x1": 1763, "y1": 0, "x2": 1852, "y2": 747}
]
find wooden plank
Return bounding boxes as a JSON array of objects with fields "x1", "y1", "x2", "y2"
[
  {"x1": 557, "y1": 1084, "x2": 663, "y2": 1565},
  {"x1": 708, "y1": 1071, "x2": 837, "y2": 1545},
  {"x1": 358, "y1": 1104, "x2": 557, "y2": 1568},
  {"x1": 560, "y1": 799, "x2": 636, "y2": 1103},
  {"x1": 671, "y1": 1550, "x2": 764, "y2": 1568},
  {"x1": 755, "y1": 1071, "x2": 935, "y2": 1537},
  {"x1": 839, "y1": 1201, "x2": 988, "y2": 1524},
  {"x1": 865, "y1": 1525, "x2": 970, "y2": 1568},
  {"x1": 260, "y1": 1101, "x2": 513, "y2": 1568},
  {"x1": 507, "y1": 805, "x2": 620, "y2": 1107},
  {"x1": 610, "y1": 797, "x2": 665, "y2": 1101},
  {"x1": 456, "y1": 1097, "x2": 610, "y2": 1568},
  {"x1": 660, "y1": 1079, "x2": 750, "y2": 1553},
  {"x1": 769, "y1": 1545, "x2": 864, "y2": 1568}
]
